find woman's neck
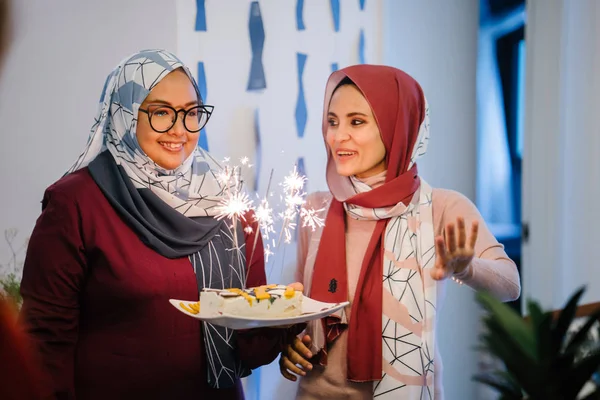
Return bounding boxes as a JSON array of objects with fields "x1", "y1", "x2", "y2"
[{"x1": 355, "y1": 170, "x2": 387, "y2": 189}]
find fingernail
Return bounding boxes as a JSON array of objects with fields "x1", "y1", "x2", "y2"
[
  {"x1": 307, "y1": 364, "x2": 313, "y2": 370},
  {"x1": 306, "y1": 352, "x2": 312, "y2": 358}
]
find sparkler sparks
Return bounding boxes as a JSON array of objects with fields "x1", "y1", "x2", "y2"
[
  {"x1": 254, "y1": 198, "x2": 275, "y2": 240},
  {"x1": 215, "y1": 191, "x2": 252, "y2": 221},
  {"x1": 300, "y1": 206, "x2": 326, "y2": 231},
  {"x1": 213, "y1": 157, "x2": 326, "y2": 281},
  {"x1": 264, "y1": 244, "x2": 274, "y2": 263},
  {"x1": 278, "y1": 166, "x2": 307, "y2": 244}
]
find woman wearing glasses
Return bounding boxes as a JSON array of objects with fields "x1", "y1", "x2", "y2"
[{"x1": 19, "y1": 50, "x2": 296, "y2": 399}]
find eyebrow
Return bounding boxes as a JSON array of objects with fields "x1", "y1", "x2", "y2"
[
  {"x1": 145, "y1": 99, "x2": 199, "y2": 107},
  {"x1": 327, "y1": 111, "x2": 369, "y2": 117}
]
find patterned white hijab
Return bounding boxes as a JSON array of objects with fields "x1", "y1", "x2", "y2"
[
  {"x1": 66, "y1": 49, "x2": 225, "y2": 216},
  {"x1": 66, "y1": 49, "x2": 250, "y2": 389}
]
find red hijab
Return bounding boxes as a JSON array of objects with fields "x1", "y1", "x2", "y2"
[{"x1": 310, "y1": 65, "x2": 427, "y2": 381}]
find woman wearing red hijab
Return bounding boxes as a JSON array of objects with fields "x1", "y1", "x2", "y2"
[{"x1": 279, "y1": 65, "x2": 521, "y2": 399}]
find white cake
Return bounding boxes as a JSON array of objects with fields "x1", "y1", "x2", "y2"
[{"x1": 200, "y1": 284, "x2": 303, "y2": 318}]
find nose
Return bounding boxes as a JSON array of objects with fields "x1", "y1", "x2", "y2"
[
  {"x1": 333, "y1": 123, "x2": 351, "y2": 143},
  {"x1": 168, "y1": 110, "x2": 187, "y2": 136}
]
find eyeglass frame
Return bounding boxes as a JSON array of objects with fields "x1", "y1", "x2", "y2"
[{"x1": 138, "y1": 104, "x2": 214, "y2": 133}]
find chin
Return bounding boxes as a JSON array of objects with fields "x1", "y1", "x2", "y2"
[
  {"x1": 154, "y1": 157, "x2": 185, "y2": 171},
  {"x1": 335, "y1": 165, "x2": 356, "y2": 177}
]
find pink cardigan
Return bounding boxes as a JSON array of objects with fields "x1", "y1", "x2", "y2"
[{"x1": 294, "y1": 187, "x2": 520, "y2": 399}]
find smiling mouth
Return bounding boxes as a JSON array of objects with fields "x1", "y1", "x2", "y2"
[
  {"x1": 159, "y1": 142, "x2": 184, "y2": 152},
  {"x1": 337, "y1": 151, "x2": 357, "y2": 158}
]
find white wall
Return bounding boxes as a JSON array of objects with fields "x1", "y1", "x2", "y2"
[
  {"x1": 522, "y1": 0, "x2": 600, "y2": 310},
  {"x1": 0, "y1": 0, "x2": 177, "y2": 270},
  {"x1": 383, "y1": 1, "x2": 482, "y2": 399},
  {"x1": 174, "y1": 2, "x2": 383, "y2": 398}
]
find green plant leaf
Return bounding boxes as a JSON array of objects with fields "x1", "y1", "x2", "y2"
[
  {"x1": 477, "y1": 291, "x2": 537, "y2": 361},
  {"x1": 562, "y1": 351, "x2": 600, "y2": 399},
  {"x1": 479, "y1": 331, "x2": 542, "y2": 397},
  {"x1": 564, "y1": 308, "x2": 600, "y2": 355},
  {"x1": 552, "y1": 286, "x2": 586, "y2": 355},
  {"x1": 528, "y1": 299, "x2": 554, "y2": 370}
]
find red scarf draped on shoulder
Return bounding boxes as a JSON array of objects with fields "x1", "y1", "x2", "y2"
[{"x1": 310, "y1": 65, "x2": 426, "y2": 381}]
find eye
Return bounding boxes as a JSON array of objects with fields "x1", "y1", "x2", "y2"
[
  {"x1": 150, "y1": 107, "x2": 172, "y2": 118},
  {"x1": 328, "y1": 118, "x2": 338, "y2": 127},
  {"x1": 187, "y1": 109, "x2": 199, "y2": 117},
  {"x1": 351, "y1": 119, "x2": 365, "y2": 126},
  {"x1": 153, "y1": 110, "x2": 169, "y2": 117}
]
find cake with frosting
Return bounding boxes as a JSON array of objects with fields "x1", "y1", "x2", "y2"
[{"x1": 200, "y1": 284, "x2": 303, "y2": 318}]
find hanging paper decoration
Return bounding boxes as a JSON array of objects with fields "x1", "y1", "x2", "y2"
[
  {"x1": 330, "y1": 0, "x2": 340, "y2": 32},
  {"x1": 295, "y1": 53, "x2": 308, "y2": 138},
  {"x1": 197, "y1": 61, "x2": 209, "y2": 150},
  {"x1": 359, "y1": 29, "x2": 366, "y2": 64},
  {"x1": 247, "y1": 1, "x2": 266, "y2": 91},
  {"x1": 195, "y1": 0, "x2": 207, "y2": 31},
  {"x1": 296, "y1": 0, "x2": 305, "y2": 31}
]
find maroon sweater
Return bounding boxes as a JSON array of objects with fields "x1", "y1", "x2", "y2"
[{"x1": 20, "y1": 168, "x2": 286, "y2": 400}]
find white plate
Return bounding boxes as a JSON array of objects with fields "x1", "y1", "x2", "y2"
[{"x1": 169, "y1": 297, "x2": 349, "y2": 330}]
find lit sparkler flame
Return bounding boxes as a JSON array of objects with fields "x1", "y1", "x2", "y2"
[
  {"x1": 300, "y1": 207, "x2": 326, "y2": 231},
  {"x1": 213, "y1": 157, "x2": 325, "y2": 282},
  {"x1": 215, "y1": 191, "x2": 252, "y2": 221},
  {"x1": 264, "y1": 244, "x2": 274, "y2": 263},
  {"x1": 254, "y1": 198, "x2": 275, "y2": 240}
]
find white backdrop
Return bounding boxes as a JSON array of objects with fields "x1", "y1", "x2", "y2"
[
  {"x1": 175, "y1": 1, "x2": 383, "y2": 398},
  {"x1": 522, "y1": 0, "x2": 600, "y2": 311},
  {"x1": 176, "y1": 0, "x2": 381, "y2": 194}
]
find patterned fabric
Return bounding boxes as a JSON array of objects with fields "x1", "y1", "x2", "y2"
[
  {"x1": 318, "y1": 104, "x2": 436, "y2": 399},
  {"x1": 67, "y1": 49, "x2": 225, "y2": 217},
  {"x1": 67, "y1": 49, "x2": 250, "y2": 389},
  {"x1": 352, "y1": 181, "x2": 436, "y2": 399},
  {"x1": 307, "y1": 65, "x2": 437, "y2": 399}
]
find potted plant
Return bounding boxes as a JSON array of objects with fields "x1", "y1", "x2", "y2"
[
  {"x1": 0, "y1": 228, "x2": 26, "y2": 310},
  {"x1": 475, "y1": 287, "x2": 600, "y2": 400}
]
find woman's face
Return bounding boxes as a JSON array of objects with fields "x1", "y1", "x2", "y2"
[
  {"x1": 326, "y1": 84, "x2": 386, "y2": 179},
  {"x1": 136, "y1": 69, "x2": 200, "y2": 170}
]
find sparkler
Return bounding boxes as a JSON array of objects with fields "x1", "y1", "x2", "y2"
[
  {"x1": 300, "y1": 206, "x2": 326, "y2": 231},
  {"x1": 277, "y1": 165, "x2": 307, "y2": 245},
  {"x1": 213, "y1": 156, "x2": 325, "y2": 284}
]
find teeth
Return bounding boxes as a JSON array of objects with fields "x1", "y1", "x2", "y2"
[
  {"x1": 160, "y1": 142, "x2": 183, "y2": 149},
  {"x1": 338, "y1": 152, "x2": 356, "y2": 156}
]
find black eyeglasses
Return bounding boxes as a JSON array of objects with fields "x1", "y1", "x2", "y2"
[{"x1": 139, "y1": 104, "x2": 214, "y2": 133}]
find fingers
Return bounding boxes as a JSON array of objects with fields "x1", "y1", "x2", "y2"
[
  {"x1": 279, "y1": 336, "x2": 314, "y2": 381},
  {"x1": 288, "y1": 282, "x2": 304, "y2": 292},
  {"x1": 457, "y1": 217, "x2": 466, "y2": 249},
  {"x1": 280, "y1": 366, "x2": 297, "y2": 381},
  {"x1": 432, "y1": 236, "x2": 447, "y2": 281},
  {"x1": 293, "y1": 336, "x2": 313, "y2": 360},
  {"x1": 280, "y1": 354, "x2": 307, "y2": 378},
  {"x1": 469, "y1": 220, "x2": 479, "y2": 249},
  {"x1": 446, "y1": 222, "x2": 457, "y2": 253},
  {"x1": 430, "y1": 267, "x2": 444, "y2": 280},
  {"x1": 301, "y1": 334, "x2": 312, "y2": 349},
  {"x1": 435, "y1": 236, "x2": 447, "y2": 266}
]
